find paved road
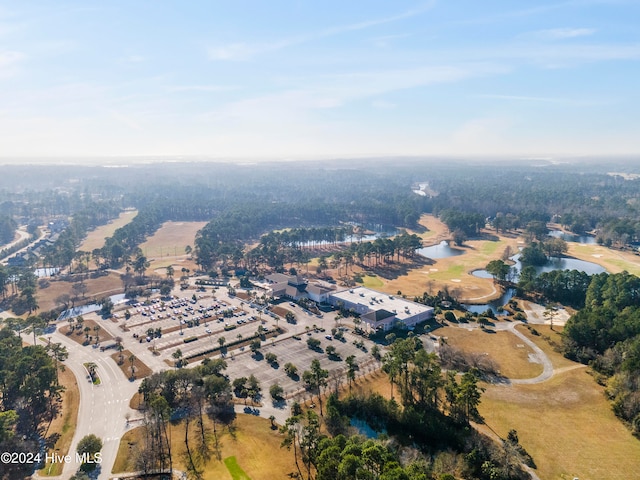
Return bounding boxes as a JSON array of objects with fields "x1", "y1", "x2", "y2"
[
  {"x1": 441, "y1": 320, "x2": 555, "y2": 385},
  {"x1": 26, "y1": 329, "x2": 140, "y2": 480},
  {"x1": 502, "y1": 322, "x2": 554, "y2": 385}
]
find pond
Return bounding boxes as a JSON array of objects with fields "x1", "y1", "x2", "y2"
[
  {"x1": 57, "y1": 293, "x2": 128, "y2": 321},
  {"x1": 417, "y1": 240, "x2": 464, "y2": 259},
  {"x1": 350, "y1": 418, "x2": 386, "y2": 438},
  {"x1": 472, "y1": 253, "x2": 605, "y2": 280},
  {"x1": 466, "y1": 253, "x2": 606, "y2": 314},
  {"x1": 464, "y1": 288, "x2": 516, "y2": 315},
  {"x1": 548, "y1": 230, "x2": 596, "y2": 244},
  {"x1": 298, "y1": 224, "x2": 398, "y2": 246}
]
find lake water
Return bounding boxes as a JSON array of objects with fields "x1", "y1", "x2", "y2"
[
  {"x1": 350, "y1": 418, "x2": 386, "y2": 438},
  {"x1": 57, "y1": 293, "x2": 128, "y2": 321},
  {"x1": 298, "y1": 225, "x2": 398, "y2": 246},
  {"x1": 417, "y1": 241, "x2": 464, "y2": 259},
  {"x1": 472, "y1": 253, "x2": 606, "y2": 280},
  {"x1": 466, "y1": 254, "x2": 605, "y2": 314},
  {"x1": 464, "y1": 288, "x2": 517, "y2": 315},
  {"x1": 548, "y1": 230, "x2": 596, "y2": 244}
]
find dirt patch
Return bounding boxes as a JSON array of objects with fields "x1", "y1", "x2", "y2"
[
  {"x1": 271, "y1": 305, "x2": 292, "y2": 317},
  {"x1": 110, "y1": 349, "x2": 152, "y2": 380},
  {"x1": 59, "y1": 318, "x2": 114, "y2": 345}
]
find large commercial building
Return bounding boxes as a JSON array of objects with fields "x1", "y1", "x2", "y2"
[{"x1": 329, "y1": 286, "x2": 433, "y2": 332}]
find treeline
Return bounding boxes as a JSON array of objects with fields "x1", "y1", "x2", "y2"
[
  {"x1": 0, "y1": 328, "x2": 64, "y2": 478},
  {"x1": 439, "y1": 209, "x2": 486, "y2": 243},
  {"x1": 517, "y1": 268, "x2": 592, "y2": 308},
  {"x1": 94, "y1": 208, "x2": 165, "y2": 268},
  {"x1": 41, "y1": 201, "x2": 122, "y2": 269},
  {"x1": 0, "y1": 265, "x2": 40, "y2": 314},
  {"x1": 563, "y1": 272, "x2": 640, "y2": 434},
  {"x1": 426, "y1": 162, "x2": 640, "y2": 241},
  {"x1": 342, "y1": 232, "x2": 423, "y2": 267},
  {"x1": 518, "y1": 239, "x2": 568, "y2": 267},
  {"x1": 0, "y1": 215, "x2": 17, "y2": 245},
  {"x1": 195, "y1": 198, "x2": 424, "y2": 272},
  {"x1": 280, "y1": 337, "x2": 532, "y2": 480},
  {"x1": 135, "y1": 358, "x2": 234, "y2": 477},
  {"x1": 247, "y1": 230, "x2": 423, "y2": 272}
]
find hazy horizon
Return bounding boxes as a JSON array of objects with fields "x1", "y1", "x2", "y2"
[{"x1": 1, "y1": 1, "x2": 639, "y2": 161}]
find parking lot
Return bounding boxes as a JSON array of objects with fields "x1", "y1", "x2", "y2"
[{"x1": 77, "y1": 283, "x2": 383, "y2": 404}]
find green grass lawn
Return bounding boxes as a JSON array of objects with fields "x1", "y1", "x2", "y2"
[
  {"x1": 480, "y1": 240, "x2": 501, "y2": 255},
  {"x1": 362, "y1": 274, "x2": 384, "y2": 288},
  {"x1": 224, "y1": 456, "x2": 252, "y2": 480}
]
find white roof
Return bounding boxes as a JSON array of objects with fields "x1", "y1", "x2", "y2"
[{"x1": 331, "y1": 286, "x2": 433, "y2": 320}]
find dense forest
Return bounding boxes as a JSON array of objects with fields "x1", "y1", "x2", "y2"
[
  {"x1": 562, "y1": 272, "x2": 640, "y2": 434},
  {"x1": 277, "y1": 337, "x2": 532, "y2": 480},
  {"x1": 0, "y1": 327, "x2": 65, "y2": 478}
]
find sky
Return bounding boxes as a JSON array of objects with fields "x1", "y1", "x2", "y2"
[{"x1": 0, "y1": 0, "x2": 639, "y2": 160}]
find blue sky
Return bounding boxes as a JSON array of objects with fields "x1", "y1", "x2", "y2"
[{"x1": 1, "y1": 0, "x2": 639, "y2": 159}]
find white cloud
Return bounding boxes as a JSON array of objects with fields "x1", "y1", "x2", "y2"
[
  {"x1": 371, "y1": 33, "x2": 413, "y2": 49},
  {"x1": 165, "y1": 84, "x2": 239, "y2": 93},
  {"x1": 208, "y1": 1, "x2": 435, "y2": 61},
  {"x1": 527, "y1": 27, "x2": 596, "y2": 40},
  {"x1": 372, "y1": 100, "x2": 397, "y2": 109},
  {"x1": 0, "y1": 50, "x2": 25, "y2": 78},
  {"x1": 474, "y1": 93, "x2": 608, "y2": 107},
  {"x1": 121, "y1": 54, "x2": 145, "y2": 63},
  {"x1": 451, "y1": 116, "x2": 514, "y2": 149}
]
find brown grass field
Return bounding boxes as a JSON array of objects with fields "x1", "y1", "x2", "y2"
[
  {"x1": 38, "y1": 366, "x2": 80, "y2": 476},
  {"x1": 78, "y1": 210, "x2": 137, "y2": 253},
  {"x1": 478, "y1": 326, "x2": 640, "y2": 480},
  {"x1": 36, "y1": 271, "x2": 124, "y2": 313},
  {"x1": 436, "y1": 325, "x2": 544, "y2": 379},
  {"x1": 138, "y1": 221, "x2": 206, "y2": 274},
  {"x1": 364, "y1": 215, "x2": 522, "y2": 302},
  {"x1": 566, "y1": 242, "x2": 640, "y2": 276},
  {"x1": 113, "y1": 414, "x2": 298, "y2": 480}
]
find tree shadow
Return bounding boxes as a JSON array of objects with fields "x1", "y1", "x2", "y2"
[{"x1": 368, "y1": 255, "x2": 435, "y2": 281}]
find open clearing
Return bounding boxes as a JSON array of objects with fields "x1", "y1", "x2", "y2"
[
  {"x1": 36, "y1": 271, "x2": 123, "y2": 313},
  {"x1": 373, "y1": 215, "x2": 520, "y2": 302},
  {"x1": 114, "y1": 414, "x2": 297, "y2": 480},
  {"x1": 138, "y1": 221, "x2": 206, "y2": 273},
  {"x1": 436, "y1": 324, "x2": 544, "y2": 379},
  {"x1": 479, "y1": 326, "x2": 640, "y2": 480},
  {"x1": 567, "y1": 242, "x2": 640, "y2": 276},
  {"x1": 38, "y1": 366, "x2": 79, "y2": 476},
  {"x1": 78, "y1": 210, "x2": 137, "y2": 253}
]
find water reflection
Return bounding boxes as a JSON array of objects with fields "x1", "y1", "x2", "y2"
[
  {"x1": 418, "y1": 241, "x2": 464, "y2": 259},
  {"x1": 466, "y1": 254, "x2": 605, "y2": 314},
  {"x1": 548, "y1": 230, "x2": 596, "y2": 244}
]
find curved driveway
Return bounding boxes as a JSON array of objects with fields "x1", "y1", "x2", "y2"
[
  {"x1": 27, "y1": 329, "x2": 140, "y2": 480},
  {"x1": 499, "y1": 321, "x2": 554, "y2": 385}
]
